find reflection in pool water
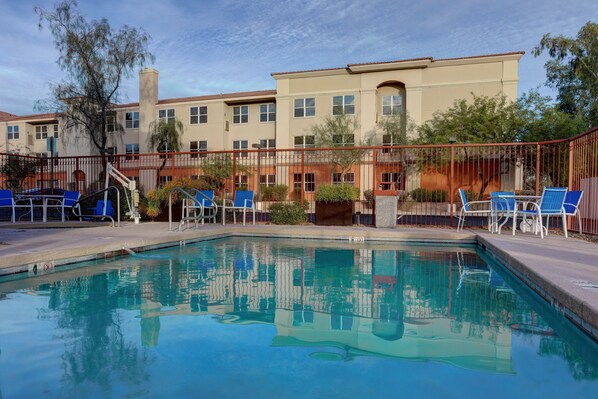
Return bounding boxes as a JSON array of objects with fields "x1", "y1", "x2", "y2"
[{"x1": 0, "y1": 238, "x2": 597, "y2": 398}]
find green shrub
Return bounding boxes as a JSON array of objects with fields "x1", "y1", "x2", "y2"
[
  {"x1": 363, "y1": 189, "x2": 374, "y2": 207},
  {"x1": 462, "y1": 190, "x2": 480, "y2": 202},
  {"x1": 410, "y1": 188, "x2": 448, "y2": 202},
  {"x1": 315, "y1": 184, "x2": 360, "y2": 203},
  {"x1": 269, "y1": 202, "x2": 308, "y2": 225},
  {"x1": 260, "y1": 184, "x2": 288, "y2": 201}
]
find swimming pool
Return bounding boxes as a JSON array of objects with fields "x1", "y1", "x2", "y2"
[{"x1": 0, "y1": 237, "x2": 597, "y2": 398}]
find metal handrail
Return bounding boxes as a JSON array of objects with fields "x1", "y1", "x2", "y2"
[
  {"x1": 187, "y1": 188, "x2": 219, "y2": 225},
  {"x1": 168, "y1": 187, "x2": 202, "y2": 232},
  {"x1": 71, "y1": 186, "x2": 120, "y2": 227}
]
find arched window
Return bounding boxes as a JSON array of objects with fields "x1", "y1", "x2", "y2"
[{"x1": 377, "y1": 82, "x2": 406, "y2": 117}]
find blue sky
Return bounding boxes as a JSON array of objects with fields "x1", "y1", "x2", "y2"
[{"x1": 0, "y1": 0, "x2": 596, "y2": 116}]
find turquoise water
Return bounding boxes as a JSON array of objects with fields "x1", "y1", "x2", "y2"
[{"x1": 1, "y1": 237, "x2": 598, "y2": 398}]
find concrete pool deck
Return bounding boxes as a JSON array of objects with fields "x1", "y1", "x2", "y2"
[{"x1": 0, "y1": 221, "x2": 597, "y2": 340}]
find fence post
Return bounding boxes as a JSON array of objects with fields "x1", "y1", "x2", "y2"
[
  {"x1": 301, "y1": 149, "x2": 305, "y2": 207},
  {"x1": 40, "y1": 157, "x2": 45, "y2": 192},
  {"x1": 75, "y1": 157, "x2": 80, "y2": 191},
  {"x1": 232, "y1": 151, "x2": 237, "y2": 196},
  {"x1": 536, "y1": 143, "x2": 540, "y2": 195},
  {"x1": 450, "y1": 145, "x2": 455, "y2": 226}
]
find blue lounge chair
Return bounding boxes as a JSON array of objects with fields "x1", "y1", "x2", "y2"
[
  {"x1": 0, "y1": 190, "x2": 33, "y2": 223},
  {"x1": 189, "y1": 190, "x2": 218, "y2": 225},
  {"x1": 456, "y1": 188, "x2": 492, "y2": 232},
  {"x1": 90, "y1": 200, "x2": 114, "y2": 218},
  {"x1": 512, "y1": 187, "x2": 567, "y2": 238},
  {"x1": 45, "y1": 190, "x2": 81, "y2": 222},
  {"x1": 223, "y1": 190, "x2": 255, "y2": 225},
  {"x1": 563, "y1": 190, "x2": 584, "y2": 234},
  {"x1": 490, "y1": 191, "x2": 515, "y2": 234}
]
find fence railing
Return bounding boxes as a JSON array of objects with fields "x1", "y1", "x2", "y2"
[{"x1": 1, "y1": 127, "x2": 596, "y2": 234}]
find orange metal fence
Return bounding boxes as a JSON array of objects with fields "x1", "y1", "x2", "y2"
[{"x1": 1, "y1": 127, "x2": 596, "y2": 233}]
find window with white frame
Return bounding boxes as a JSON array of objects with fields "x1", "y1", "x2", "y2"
[
  {"x1": 106, "y1": 115, "x2": 116, "y2": 132},
  {"x1": 52, "y1": 124, "x2": 59, "y2": 138},
  {"x1": 7, "y1": 125, "x2": 19, "y2": 140},
  {"x1": 260, "y1": 174, "x2": 276, "y2": 187},
  {"x1": 125, "y1": 112, "x2": 139, "y2": 129},
  {"x1": 190, "y1": 106, "x2": 207, "y2": 124},
  {"x1": 332, "y1": 95, "x2": 355, "y2": 115},
  {"x1": 382, "y1": 95, "x2": 402, "y2": 115},
  {"x1": 293, "y1": 135, "x2": 315, "y2": 148},
  {"x1": 294, "y1": 98, "x2": 315, "y2": 117},
  {"x1": 259, "y1": 138, "x2": 276, "y2": 157},
  {"x1": 35, "y1": 125, "x2": 48, "y2": 140},
  {"x1": 332, "y1": 172, "x2": 355, "y2": 185},
  {"x1": 382, "y1": 134, "x2": 402, "y2": 153},
  {"x1": 294, "y1": 173, "x2": 315, "y2": 192},
  {"x1": 259, "y1": 103, "x2": 276, "y2": 122},
  {"x1": 332, "y1": 134, "x2": 354, "y2": 147},
  {"x1": 381, "y1": 172, "x2": 402, "y2": 190},
  {"x1": 158, "y1": 108, "x2": 175, "y2": 123},
  {"x1": 331, "y1": 302, "x2": 353, "y2": 330},
  {"x1": 233, "y1": 140, "x2": 248, "y2": 158},
  {"x1": 190, "y1": 140, "x2": 207, "y2": 158},
  {"x1": 233, "y1": 106, "x2": 248, "y2": 124},
  {"x1": 293, "y1": 303, "x2": 314, "y2": 326},
  {"x1": 235, "y1": 175, "x2": 248, "y2": 189},
  {"x1": 159, "y1": 175, "x2": 172, "y2": 186},
  {"x1": 125, "y1": 144, "x2": 140, "y2": 160}
]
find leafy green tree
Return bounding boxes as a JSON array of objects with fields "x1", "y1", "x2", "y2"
[
  {"x1": 415, "y1": 94, "x2": 524, "y2": 144},
  {"x1": 532, "y1": 21, "x2": 598, "y2": 127},
  {"x1": 200, "y1": 153, "x2": 250, "y2": 192},
  {"x1": 35, "y1": 0, "x2": 153, "y2": 169},
  {"x1": 147, "y1": 119, "x2": 184, "y2": 188},
  {"x1": 517, "y1": 90, "x2": 588, "y2": 142},
  {"x1": 0, "y1": 154, "x2": 39, "y2": 190},
  {"x1": 377, "y1": 112, "x2": 414, "y2": 147},
  {"x1": 311, "y1": 113, "x2": 372, "y2": 181}
]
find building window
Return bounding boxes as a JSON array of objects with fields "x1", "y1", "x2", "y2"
[
  {"x1": 35, "y1": 126, "x2": 48, "y2": 140},
  {"x1": 382, "y1": 95, "x2": 402, "y2": 115},
  {"x1": 159, "y1": 175, "x2": 173, "y2": 186},
  {"x1": 233, "y1": 140, "x2": 248, "y2": 158},
  {"x1": 190, "y1": 106, "x2": 207, "y2": 124},
  {"x1": 332, "y1": 172, "x2": 355, "y2": 185},
  {"x1": 190, "y1": 140, "x2": 207, "y2": 158},
  {"x1": 158, "y1": 108, "x2": 175, "y2": 123},
  {"x1": 381, "y1": 172, "x2": 402, "y2": 190},
  {"x1": 293, "y1": 303, "x2": 314, "y2": 326},
  {"x1": 125, "y1": 112, "x2": 139, "y2": 129},
  {"x1": 52, "y1": 124, "x2": 59, "y2": 138},
  {"x1": 233, "y1": 106, "x2": 248, "y2": 124},
  {"x1": 294, "y1": 98, "x2": 315, "y2": 118},
  {"x1": 259, "y1": 139, "x2": 276, "y2": 157},
  {"x1": 7, "y1": 125, "x2": 19, "y2": 140},
  {"x1": 294, "y1": 173, "x2": 315, "y2": 192},
  {"x1": 259, "y1": 103, "x2": 276, "y2": 122},
  {"x1": 331, "y1": 302, "x2": 354, "y2": 330},
  {"x1": 260, "y1": 174, "x2": 275, "y2": 187},
  {"x1": 332, "y1": 95, "x2": 355, "y2": 115},
  {"x1": 235, "y1": 175, "x2": 248, "y2": 189},
  {"x1": 125, "y1": 144, "x2": 140, "y2": 160},
  {"x1": 293, "y1": 135, "x2": 315, "y2": 149},
  {"x1": 106, "y1": 115, "x2": 116, "y2": 132},
  {"x1": 332, "y1": 134, "x2": 354, "y2": 147}
]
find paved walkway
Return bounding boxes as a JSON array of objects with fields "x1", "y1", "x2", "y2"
[{"x1": 0, "y1": 221, "x2": 597, "y2": 340}]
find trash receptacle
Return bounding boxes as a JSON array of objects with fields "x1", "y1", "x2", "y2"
[{"x1": 374, "y1": 190, "x2": 398, "y2": 228}]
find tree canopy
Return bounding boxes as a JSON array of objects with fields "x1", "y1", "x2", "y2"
[
  {"x1": 533, "y1": 21, "x2": 598, "y2": 128},
  {"x1": 35, "y1": 0, "x2": 153, "y2": 164}
]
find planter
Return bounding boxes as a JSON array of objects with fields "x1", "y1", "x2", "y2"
[
  {"x1": 315, "y1": 201, "x2": 354, "y2": 226},
  {"x1": 153, "y1": 202, "x2": 183, "y2": 222}
]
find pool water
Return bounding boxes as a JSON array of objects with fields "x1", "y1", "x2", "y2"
[{"x1": 1, "y1": 237, "x2": 597, "y2": 398}]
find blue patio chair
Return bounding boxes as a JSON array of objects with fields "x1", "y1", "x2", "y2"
[
  {"x1": 90, "y1": 200, "x2": 114, "y2": 219},
  {"x1": 490, "y1": 191, "x2": 515, "y2": 234},
  {"x1": 189, "y1": 190, "x2": 218, "y2": 225},
  {"x1": 223, "y1": 190, "x2": 255, "y2": 225},
  {"x1": 456, "y1": 189, "x2": 492, "y2": 232},
  {"x1": 512, "y1": 187, "x2": 567, "y2": 239},
  {"x1": 45, "y1": 190, "x2": 81, "y2": 222},
  {"x1": 562, "y1": 190, "x2": 584, "y2": 235},
  {"x1": 0, "y1": 190, "x2": 33, "y2": 223}
]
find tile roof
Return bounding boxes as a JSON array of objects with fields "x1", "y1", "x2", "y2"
[
  {"x1": 113, "y1": 89, "x2": 277, "y2": 108},
  {"x1": 0, "y1": 111, "x2": 18, "y2": 121},
  {"x1": 4, "y1": 112, "x2": 62, "y2": 122}
]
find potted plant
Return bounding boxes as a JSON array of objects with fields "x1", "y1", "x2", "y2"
[
  {"x1": 315, "y1": 184, "x2": 359, "y2": 226},
  {"x1": 141, "y1": 177, "x2": 211, "y2": 221}
]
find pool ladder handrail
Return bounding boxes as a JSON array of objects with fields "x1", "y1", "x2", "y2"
[
  {"x1": 185, "y1": 188, "x2": 219, "y2": 228},
  {"x1": 169, "y1": 187, "x2": 218, "y2": 231}
]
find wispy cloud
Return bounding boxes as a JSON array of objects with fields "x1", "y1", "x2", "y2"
[{"x1": 1, "y1": 0, "x2": 597, "y2": 114}]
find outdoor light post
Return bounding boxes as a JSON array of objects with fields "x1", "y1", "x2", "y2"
[
  {"x1": 252, "y1": 143, "x2": 262, "y2": 201},
  {"x1": 449, "y1": 136, "x2": 457, "y2": 144}
]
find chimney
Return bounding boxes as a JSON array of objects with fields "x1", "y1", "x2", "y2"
[{"x1": 138, "y1": 68, "x2": 159, "y2": 152}]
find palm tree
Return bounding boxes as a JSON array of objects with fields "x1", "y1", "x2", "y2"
[{"x1": 147, "y1": 119, "x2": 184, "y2": 189}]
